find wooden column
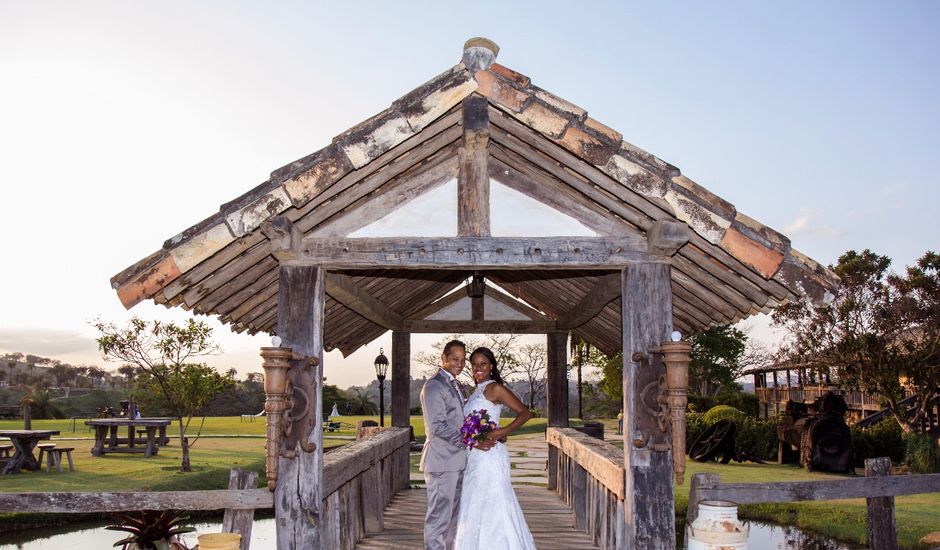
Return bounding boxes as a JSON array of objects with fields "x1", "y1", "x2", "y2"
[
  {"x1": 621, "y1": 262, "x2": 675, "y2": 550},
  {"x1": 457, "y1": 95, "x2": 490, "y2": 236},
  {"x1": 546, "y1": 331, "x2": 569, "y2": 427},
  {"x1": 275, "y1": 265, "x2": 325, "y2": 549},
  {"x1": 391, "y1": 331, "x2": 411, "y2": 428},
  {"x1": 546, "y1": 330, "x2": 569, "y2": 492}
]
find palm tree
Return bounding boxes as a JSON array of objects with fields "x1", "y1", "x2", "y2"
[
  {"x1": 349, "y1": 387, "x2": 378, "y2": 415},
  {"x1": 19, "y1": 385, "x2": 64, "y2": 419},
  {"x1": 6, "y1": 361, "x2": 15, "y2": 385}
]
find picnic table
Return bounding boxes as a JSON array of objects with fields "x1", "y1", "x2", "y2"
[
  {"x1": 85, "y1": 418, "x2": 173, "y2": 458},
  {"x1": 0, "y1": 429, "x2": 60, "y2": 473}
]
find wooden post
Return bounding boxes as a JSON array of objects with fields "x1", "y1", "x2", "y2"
[
  {"x1": 457, "y1": 95, "x2": 490, "y2": 236},
  {"x1": 685, "y1": 473, "x2": 720, "y2": 528},
  {"x1": 546, "y1": 331, "x2": 569, "y2": 428},
  {"x1": 22, "y1": 405, "x2": 31, "y2": 430},
  {"x1": 622, "y1": 262, "x2": 675, "y2": 549},
  {"x1": 223, "y1": 469, "x2": 259, "y2": 550},
  {"x1": 275, "y1": 265, "x2": 325, "y2": 549},
  {"x1": 391, "y1": 331, "x2": 410, "y2": 428},
  {"x1": 865, "y1": 457, "x2": 898, "y2": 550},
  {"x1": 546, "y1": 330, "x2": 569, "y2": 491}
]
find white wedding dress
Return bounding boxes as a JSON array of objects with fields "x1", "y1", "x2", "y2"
[{"x1": 455, "y1": 380, "x2": 537, "y2": 550}]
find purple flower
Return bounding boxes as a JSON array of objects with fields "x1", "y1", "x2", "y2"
[{"x1": 460, "y1": 409, "x2": 497, "y2": 448}]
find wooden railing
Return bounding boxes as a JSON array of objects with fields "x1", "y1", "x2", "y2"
[
  {"x1": 755, "y1": 385, "x2": 883, "y2": 414},
  {"x1": 546, "y1": 427, "x2": 624, "y2": 549},
  {"x1": 687, "y1": 457, "x2": 940, "y2": 550},
  {"x1": 321, "y1": 427, "x2": 411, "y2": 550},
  {"x1": 0, "y1": 427, "x2": 411, "y2": 550}
]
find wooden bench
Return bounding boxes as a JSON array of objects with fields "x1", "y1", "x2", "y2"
[
  {"x1": 36, "y1": 443, "x2": 55, "y2": 470},
  {"x1": 325, "y1": 422, "x2": 342, "y2": 432},
  {"x1": 46, "y1": 447, "x2": 75, "y2": 473}
]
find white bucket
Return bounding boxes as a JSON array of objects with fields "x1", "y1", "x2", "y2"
[{"x1": 687, "y1": 500, "x2": 748, "y2": 550}]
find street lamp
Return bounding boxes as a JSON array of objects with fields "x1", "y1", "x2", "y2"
[{"x1": 374, "y1": 348, "x2": 389, "y2": 427}]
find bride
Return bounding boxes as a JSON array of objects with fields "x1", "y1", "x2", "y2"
[{"x1": 455, "y1": 346, "x2": 537, "y2": 550}]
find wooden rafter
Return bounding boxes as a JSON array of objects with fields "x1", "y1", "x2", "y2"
[
  {"x1": 324, "y1": 273, "x2": 403, "y2": 331},
  {"x1": 555, "y1": 273, "x2": 622, "y2": 330}
]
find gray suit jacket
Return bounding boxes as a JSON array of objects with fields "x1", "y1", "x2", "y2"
[{"x1": 419, "y1": 369, "x2": 468, "y2": 473}]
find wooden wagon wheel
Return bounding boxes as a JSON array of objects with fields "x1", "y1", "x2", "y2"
[{"x1": 688, "y1": 419, "x2": 737, "y2": 463}]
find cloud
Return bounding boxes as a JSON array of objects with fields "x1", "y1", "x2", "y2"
[
  {"x1": 784, "y1": 208, "x2": 845, "y2": 239},
  {"x1": 0, "y1": 327, "x2": 100, "y2": 359}
]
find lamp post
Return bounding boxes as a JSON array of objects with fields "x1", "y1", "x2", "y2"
[{"x1": 374, "y1": 348, "x2": 389, "y2": 427}]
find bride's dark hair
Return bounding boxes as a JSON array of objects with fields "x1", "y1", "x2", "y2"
[{"x1": 470, "y1": 346, "x2": 504, "y2": 384}]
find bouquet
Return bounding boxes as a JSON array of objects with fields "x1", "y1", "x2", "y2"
[{"x1": 461, "y1": 409, "x2": 497, "y2": 449}]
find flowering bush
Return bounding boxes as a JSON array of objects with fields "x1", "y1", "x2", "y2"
[{"x1": 461, "y1": 409, "x2": 497, "y2": 449}]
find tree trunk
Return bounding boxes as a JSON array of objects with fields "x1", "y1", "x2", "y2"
[{"x1": 179, "y1": 418, "x2": 191, "y2": 472}]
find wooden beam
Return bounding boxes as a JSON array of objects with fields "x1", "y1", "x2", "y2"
[
  {"x1": 489, "y1": 148, "x2": 630, "y2": 237},
  {"x1": 458, "y1": 95, "x2": 490, "y2": 236},
  {"x1": 280, "y1": 236, "x2": 655, "y2": 269},
  {"x1": 401, "y1": 319, "x2": 556, "y2": 334},
  {"x1": 556, "y1": 273, "x2": 621, "y2": 330},
  {"x1": 647, "y1": 219, "x2": 689, "y2": 256},
  {"x1": 325, "y1": 273, "x2": 403, "y2": 331},
  {"x1": 310, "y1": 151, "x2": 458, "y2": 238},
  {"x1": 391, "y1": 331, "x2": 411, "y2": 428},
  {"x1": 0, "y1": 488, "x2": 273, "y2": 513},
  {"x1": 276, "y1": 265, "x2": 325, "y2": 549},
  {"x1": 622, "y1": 262, "x2": 675, "y2": 550}
]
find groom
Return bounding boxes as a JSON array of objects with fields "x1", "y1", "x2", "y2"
[{"x1": 420, "y1": 339, "x2": 493, "y2": 550}]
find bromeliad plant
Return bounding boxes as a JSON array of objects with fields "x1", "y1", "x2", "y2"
[{"x1": 106, "y1": 510, "x2": 193, "y2": 550}]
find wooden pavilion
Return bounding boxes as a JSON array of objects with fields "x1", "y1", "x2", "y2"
[{"x1": 111, "y1": 38, "x2": 838, "y2": 550}]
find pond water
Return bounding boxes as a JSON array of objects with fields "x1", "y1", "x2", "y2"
[{"x1": 0, "y1": 517, "x2": 865, "y2": 549}]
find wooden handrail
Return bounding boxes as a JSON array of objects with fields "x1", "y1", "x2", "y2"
[
  {"x1": 0, "y1": 488, "x2": 272, "y2": 513},
  {"x1": 546, "y1": 427, "x2": 624, "y2": 499},
  {"x1": 696, "y1": 471, "x2": 940, "y2": 505},
  {"x1": 322, "y1": 427, "x2": 409, "y2": 496}
]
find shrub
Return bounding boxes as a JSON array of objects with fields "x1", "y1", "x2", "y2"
[
  {"x1": 714, "y1": 389, "x2": 760, "y2": 418},
  {"x1": 703, "y1": 405, "x2": 747, "y2": 424},
  {"x1": 685, "y1": 411, "x2": 708, "y2": 449},
  {"x1": 850, "y1": 418, "x2": 905, "y2": 466},
  {"x1": 734, "y1": 416, "x2": 778, "y2": 461},
  {"x1": 905, "y1": 433, "x2": 940, "y2": 473}
]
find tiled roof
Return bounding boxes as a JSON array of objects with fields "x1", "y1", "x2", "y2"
[{"x1": 111, "y1": 38, "x2": 838, "y2": 357}]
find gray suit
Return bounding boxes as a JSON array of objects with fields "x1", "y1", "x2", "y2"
[{"x1": 420, "y1": 369, "x2": 468, "y2": 550}]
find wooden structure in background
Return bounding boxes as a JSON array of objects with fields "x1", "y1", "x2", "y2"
[{"x1": 107, "y1": 38, "x2": 837, "y2": 549}]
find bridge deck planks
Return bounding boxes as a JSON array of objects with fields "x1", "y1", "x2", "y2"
[{"x1": 356, "y1": 485, "x2": 599, "y2": 549}]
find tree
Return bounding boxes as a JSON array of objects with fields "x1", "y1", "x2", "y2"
[
  {"x1": 346, "y1": 387, "x2": 377, "y2": 415},
  {"x1": 773, "y1": 250, "x2": 940, "y2": 433},
  {"x1": 86, "y1": 366, "x2": 106, "y2": 388},
  {"x1": 19, "y1": 385, "x2": 64, "y2": 419},
  {"x1": 415, "y1": 334, "x2": 522, "y2": 384},
  {"x1": 94, "y1": 316, "x2": 229, "y2": 471},
  {"x1": 515, "y1": 343, "x2": 547, "y2": 409},
  {"x1": 49, "y1": 363, "x2": 73, "y2": 388},
  {"x1": 688, "y1": 325, "x2": 748, "y2": 397},
  {"x1": 117, "y1": 364, "x2": 138, "y2": 389}
]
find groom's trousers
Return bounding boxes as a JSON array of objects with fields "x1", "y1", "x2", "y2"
[{"x1": 424, "y1": 469, "x2": 464, "y2": 550}]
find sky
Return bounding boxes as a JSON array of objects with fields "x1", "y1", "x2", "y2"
[{"x1": 1, "y1": 1, "x2": 938, "y2": 388}]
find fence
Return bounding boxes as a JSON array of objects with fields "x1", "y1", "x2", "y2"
[{"x1": 687, "y1": 457, "x2": 940, "y2": 550}]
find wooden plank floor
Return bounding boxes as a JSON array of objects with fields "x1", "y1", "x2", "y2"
[{"x1": 356, "y1": 486, "x2": 598, "y2": 549}]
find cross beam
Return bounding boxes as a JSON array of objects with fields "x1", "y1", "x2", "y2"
[
  {"x1": 276, "y1": 236, "x2": 658, "y2": 269},
  {"x1": 555, "y1": 272, "x2": 622, "y2": 330}
]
